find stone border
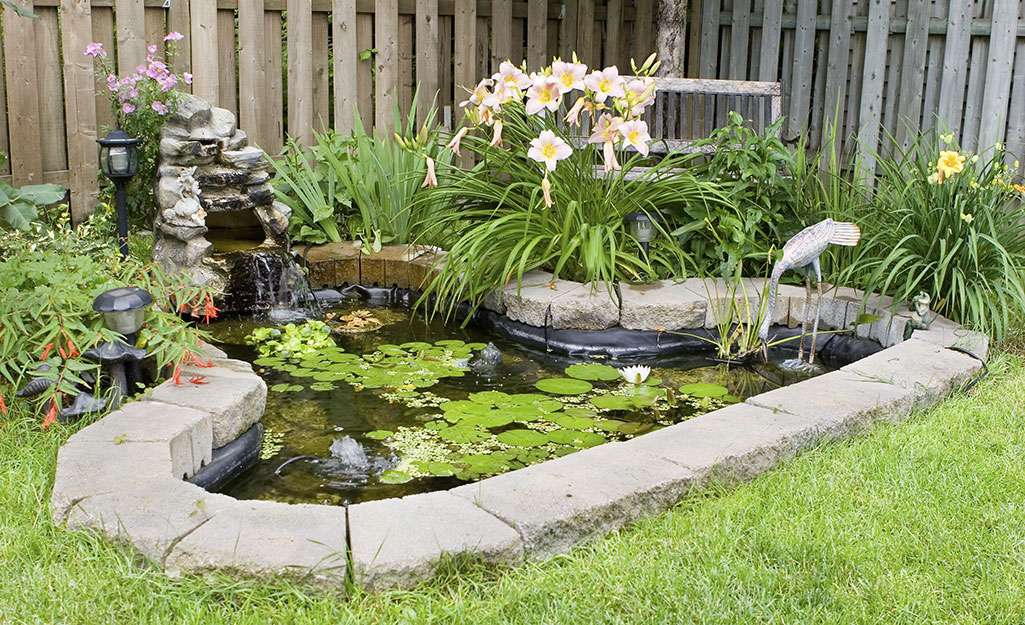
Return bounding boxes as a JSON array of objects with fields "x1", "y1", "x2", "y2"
[{"x1": 52, "y1": 287, "x2": 990, "y2": 592}]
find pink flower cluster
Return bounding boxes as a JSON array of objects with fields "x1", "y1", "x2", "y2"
[{"x1": 84, "y1": 34, "x2": 192, "y2": 118}]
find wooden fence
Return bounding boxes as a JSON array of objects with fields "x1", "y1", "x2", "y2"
[{"x1": 1, "y1": 0, "x2": 1024, "y2": 222}]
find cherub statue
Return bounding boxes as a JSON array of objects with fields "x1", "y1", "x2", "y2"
[{"x1": 162, "y1": 166, "x2": 207, "y2": 226}]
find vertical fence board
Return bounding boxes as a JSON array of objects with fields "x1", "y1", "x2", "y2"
[
  {"x1": 417, "y1": 0, "x2": 440, "y2": 123},
  {"x1": 843, "y1": 0, "x2": 868, "y2": 157},
  {"x1": 61, "y1": 0, "x2": 97, "y2": 222},
  {"x1": 576, "y1": 0, "x2": 594, "y2": 67},
  {"x1": 894, "y1": 0, "x2": 929, "y2": 149},
  {"x1": 920, "y1": 0, "x2": 947, "y2": 134},
  {"x1": 808, "y1": 2, "x2": 830, "y2": 148},
  {"x1": 375, "y1": 0, "x2": 398, "y2": 135},
  {"x1": 238, "y1": 0, "x2": 265, "y2": 145},
  {"x1": 145, "y1": 7, "x2": 164, "y2": 49},
  {"x1": 527, "y1": 0, "x2": 546, "y2": 68},
  {"x1": 0, "y1": 20, "x2": 9, "y2": 175},
  {"x1": 560, "y1": 0, "x2": 578, "y2": 61},
  {"x1": 166, "y1": 0, "x2": 191, "y2": 89},
  {"x1": 453, "y1": 0, "x2": 476, "y2": 96},
  {"x1": 880, "y1": 0, "x2": 906, "y2": 146},
  {"x1": 90, "y1": 7, "x2": 116, "y2": 136},
  {"x1": 491, "y1": 0, "x2": 513, "y2": 69},
  {"x1": 857, "y1": 0, "x2": 891, "y2": 176},
  {"x1": 264, "y1": 11, "x2": 284, "y2": 153},
  {"x1": 633, "y1": 0, "x2": 653, "y2": 64},
  {"x1": 786, "y1": 0, "x2": 816, "y2": 137},
  {"x1": 438, "y1": 14, "x2": 453, "y2": 122},
  {"x1": 312, "y1": 11, "x2": 330, "y2": 133},
  {"x1": 333, "y1": 0, "x2": 357, "y2": 134},
  {"x1": 960, "y1": 1, "x2": 989, "y2": 151},
  {"x1": 729, "y1": 0, "x2": 750, "y2": 79},
  {"x1": 604, "y1": 0, "x2": 622, "y2": 69},
  {"x1": 820, "y1": 0, "x2": 850, "y2": 162},
  {"x1": 401, "y1": 14, "x2": 415, "y2": 116},
  {"x1": 115, "y1": 0, "x2": 146, "y2": 73},
  {"x1": 190, "y1": 0, "x2": 218, "y2": 103},
  {"x1": 217, "y1": 9, "x2": 238, "y2": 117},
  {"x1": 287, "y1": 0, "x2": 314, "y2": 145},
  {"x1": 35, "y1": 8, "x2": 67, "y2": 173},
  {"x1": 978, "y1": 0, "x2": 1017, "y2": 149},
  {"x1": 4, "y1": 2, "x2": 43, "y2": 185},
  {"x1": 1005, "y1": 2, "x2": 1025, "y2": 169},
  {"x1": 758, "y1": 0, "x2": 782, "y2": 81},
  {"x1": 698, "y1": 0, "x2": 718, "y2": 78},
  {"x1": 937, "y1": 0, "x2": 971, "y2": 136},
  {"x1": 356, "y1": 12, "x2": 373, "y2": 126},
  {"x1": 476, "y1": 15, "x2": 489, "y2": 79}
]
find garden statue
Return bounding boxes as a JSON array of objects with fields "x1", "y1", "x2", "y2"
[
  {"x1": 758, "y1": 218, "x2": 861, "y2": 366},
  {"x1": 903, "y1": 291, "x2": 935, "y2": 339},
  {"x1": 161, "y1": 166, "x2": 206, "y2": 226}
]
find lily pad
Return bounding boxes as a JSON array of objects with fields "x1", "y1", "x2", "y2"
[
  {"x1": 589, "y1": 395, "x2": 636, "y2": 410},
  {"x1": 551, "y1": 414, "x2": 595, "y2": 430},
  {"x1": 547, "y1": 429, "x2": 605, "y2": 447},
  {"x1": 679, "y1": 382, "x2": 728, "y2": 398},
  {"x1": 366, "y1": 430, "x2": 393, "y2": 440},
  {"x1": 468, "y1": 391, "x2": 510, "y2": 405},
  {"x1": 536, "y1": 377, "x2": 593, "y2": 395},
  {"x1": 496, "y1": 429, "x2": 550, "y2": 447},
  {"x1": 309, "y1": 381, "x2": 336, "y2": 391},
  {"x1": 438, "y1": 426, "x2": 491, "y2": 444},
  {"x1": 565, "y1": 363, "x2": 622, "y2": 381},
  {"x1": 378, "y1": 469, "x2": 412, "y2": 484}
]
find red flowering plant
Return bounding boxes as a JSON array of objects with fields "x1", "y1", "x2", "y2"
[
  {"x1": 0, "y1": 226, "x2": 216, "y2": 428},
  {"x1": 85, "y1": 33, "x2": 193, "y2": 226}
]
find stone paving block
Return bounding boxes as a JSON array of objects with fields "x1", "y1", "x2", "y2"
[
  {"x1": 298, "y1": 242, "x2": 360, "y2": 288},
  {"x1": 66, "y1": 479, "x2": 237, "y2": 564},
  {"x1": 745, "y1": 369, "x2": 922, "y2": 438},
  {"x1": 52, "y1": 440, "x2": 176, "y2": 524},
  {"x1": 67, "y1": 401, "x2": 212, "y2": 480},
  {"x1": 409, "y1": 250, "x2": 444, "y2": 290},
  {"x1": 348, "y1": 491, "x2": 523, "y2": 591},
  {"x1": 787, "y1": 288, "x2": 855, "y2": 331},
  {"x1": 841, "y1": 337, "x2": 983, "y2": 404},
  {"x1": 450, "y1": 442, "x2": 696, "y2": 557},
  {"x1": 146, "y1": 365, "x2": 266, "y2": 448},
  {"x1": 618, "y1": 280, "x2": 707, "y2": 330},
  {"x1": 195, "y1": 340, "x2": 227, "y2": 360},
  {"x1": 503, "y1": 270, "x2": 573, "y2": 327},
  {"x1": 376, "y1": 244, "x2": 419, "y2": 289},
  {"x1": 165, "y1": 499, "x2": 348, "y2": 589},
  {"x1": 619, "y1": 403, "x2": 823, "y2": 485},
  {"x1": 756, "y1": 281, "x2": 803, "y2": 326},
  {"x1": 680, "y1": 278, "x2": 760, "y2": 329},
  {"x1": 908, "y1": 318, "x2": 990, "y2": 360},
  {"x1": 549, "y1": 282, "x2": 620, "y2": 330},
  {"x1": 481, "y1": 287, "x2": 507, "y2": 314}
]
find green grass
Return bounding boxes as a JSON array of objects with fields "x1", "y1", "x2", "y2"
[{"x1": 2, "y1": 355, "x2": 1025, "y2": 623}]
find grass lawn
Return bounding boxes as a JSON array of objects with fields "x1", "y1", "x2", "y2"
[{"x1": 2, "y1": 353, "x2": 1023, "y2": 624}]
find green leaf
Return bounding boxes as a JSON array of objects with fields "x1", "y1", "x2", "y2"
[
  {"x1": 16, "y1": 184, "x2": 66, "y2": 205},
  {"x1": 535, "y1": 377, "x2": 593, "y2": 395},
  {"x1": 547, "y1": 429, "x2": 605, "y2": 447},
  {"x1": 3, "y1": 201, "x2": 37, "y2": 231},
  {"x1": 496, "y1": 429, "x2": 549, "y2": 447},
  {"x1": 378, "y1": 469, "x2": 412, "y2": 484},
  {"x1": 679, "y1": 382, "x2": 728, "y2": 398},
  {"x1": 366, "y1": 430, "x2": 393, "y2": 440},
  {"x1": 564, "y1": 363, "x2": 622, "y2": 381}
]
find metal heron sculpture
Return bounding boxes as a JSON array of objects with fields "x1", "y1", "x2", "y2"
[{"x1": 758, "y1": 218, "x2": 861, "y2": 365}]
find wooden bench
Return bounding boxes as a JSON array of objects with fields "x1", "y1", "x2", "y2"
[{"x1": 642, "y1": 76, "x2": 783, "y2": 154}]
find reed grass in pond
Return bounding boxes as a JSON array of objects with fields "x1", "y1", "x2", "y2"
[{"x1": 209, "y1": 306, "x2": 824, "y2": 505}]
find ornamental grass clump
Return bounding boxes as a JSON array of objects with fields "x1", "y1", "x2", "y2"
[
  {"x1": 417, "y1": 54, "x2": 727, "y2": 315},
  {"x1": 841, "y1": 131, "x2": 1025, "y2": 341}
]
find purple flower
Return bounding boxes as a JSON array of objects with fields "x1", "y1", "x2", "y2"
[
  {"x1": 164, "y1": 31, "x2": 184, "y2": 41},
  {"x1": 183, "y1": 72, "x2": 193, "y2": 85},
  {"x1": 84, "y1": 42, "x2": 106, "y2": 58},
  {"x1": 106, "y1": 74, "x2": 118, "y2": 92},
  {"x1": 151, "y1": 100, "x2": 169, "y2": 115},
  {"x1": 127, "y1": 86, "x2": 138, "y2": 99},
  {"x1": 122, "y1": 102, "x2": 136, "y2": 115},
  {"x1": 147, "y1": 44, "x2": 157, "y2": 54},
  {"x1": 159, "y1": 74, "x2": 178, "y2": 92}
]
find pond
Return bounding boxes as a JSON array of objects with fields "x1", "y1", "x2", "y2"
[{"x1": 208, "y1": 302, "x2": 828, "y2": 506}]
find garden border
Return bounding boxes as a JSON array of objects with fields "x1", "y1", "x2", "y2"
[{"x1": 51, "y1": 253, "x2": 990, "y2": 592}]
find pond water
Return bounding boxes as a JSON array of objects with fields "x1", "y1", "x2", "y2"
[{"x1": 209, "y1": 303, "x2": 827, "y2": 506}]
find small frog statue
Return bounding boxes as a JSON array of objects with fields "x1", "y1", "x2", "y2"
[{"x1": 903, "y1": 291, "x2": 935, "y2": 339}]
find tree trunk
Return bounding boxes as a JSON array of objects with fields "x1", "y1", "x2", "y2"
[{"x1": 655, "y1": 0, "x2": 688, "y2": 76}]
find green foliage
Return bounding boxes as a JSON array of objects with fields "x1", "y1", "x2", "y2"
[
  {"x1": 244, "y1": 321, "x2": 334, "y2": 359},
  {"x1": 0, "y1": 222, "x2": 212, "y2": 417},
  {"x1": 680, "y1": 111, "x2": 801, "y2": 277},
  {"x1": 87, "y1": 37, "x2": 189, "y2": 227},
  {"x1": 840, "y1": 131, "x2": 1025, "y2": 341},
  {"x1": 0, "y1": 154, "x2": 67, "y2": 231},
  {"x1": 270, "y1": 137, "x2": 349, "y2": 244}
]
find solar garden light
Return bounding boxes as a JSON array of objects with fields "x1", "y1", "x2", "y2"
[
  {"x1": 625, "y1": 212, "x2": 659, "y2": 262},
  {"x1": 97, "y1": 127, "x2": 141, "y2": 259},
  {"x1": 89, "y1": 287, "x2": 152, "y2": 404}
]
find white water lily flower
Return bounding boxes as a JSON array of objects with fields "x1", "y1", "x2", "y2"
[{"x1": 619, "y1": 365, "x2": 650, "y2": 385}]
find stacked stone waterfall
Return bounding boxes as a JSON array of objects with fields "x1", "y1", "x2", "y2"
[{"x1": 152, "y1": 94, "x2": 293, "y2": 313}]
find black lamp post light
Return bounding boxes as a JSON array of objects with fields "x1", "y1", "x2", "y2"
[
  {"x1": 625, "y1": 212, "x2": 660, "y2": 262},
  {"x1": 97, "y1": 127, "x2": 141, "y2": 259},
  {"x1": 86, "y1": 286, "x2": 152, "y2": 405}
]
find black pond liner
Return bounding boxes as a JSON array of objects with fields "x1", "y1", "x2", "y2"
[{"x1": 188, "y1": 284, "x2": 884, "y2": 490}]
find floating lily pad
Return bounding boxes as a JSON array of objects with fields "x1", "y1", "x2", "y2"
[
  {"x1": 722, "y1": 394, "x2": 742, "y2": 404},
  {"x1": 547, "y1": 429, "x2": 605, "y2": 447},
  {"x1": 438, "y1": 426, "x2": 491, "y2": 443},
  {"x1": 466, "y1": 342, "x2": 488, "y2": 350},
  {"x1": 617, "y1": 422, "x2": 652, "y2": 435},
  {"x1": 496, "y1": 429, "x2": 550, "y2": 447},
  {"x1": 504, "y1": 393, "x2": 550, "y2": 405},
  {"x1": 253, "y1": 357, "x2": 285, "y2": 367},
  {"x1": 457, "y1": 454, "x2": 508, "y2": 474},
  {"x1": 564, "y1": 407, "x2": 597, "y2": 418},
  {"x1": 379, "y1": 469, "x2": 412, "y2": 484},
  {"x1": 594, "y1": 418, "x2": 627, "y2": 431},
  {"x1": 434, "y1": 339, "x2": 466, "y2": 347},
  {"x1": 536, "y1": 377, "x2": 593, "y2": 395},
  {"x1": 366, "y1": 430, "x2": 393, "y2": 440},
  {"x1": 400, "y1": 341, "x2": 433, "y2": 351},
  {"x1": 679, "y1": 382, "x2": 728, "y2": 398},
  {"x1": 551, "y1": 414, "x2": 595, "y2": 430},
  {"x1": 270, "y1": 383, "x2": 291, "y2": 393},
  {"x1": 424, "y1": 419, "x2": 447, "y2": 430},
  {"x1": 565, "y1": 363, "x2": 622, "y2": 381},
  {"x1": 468, "y1": 391, "x2": 510, "y2": 405},
  {"x1": 309, "y1": 381, "x2": 336, "y2": 391},
  {"x1": 589, "y1": 395, "x2": 636, "y2": 410},
  {"x1": 289, "y1": 368, "x2": 316, "y2": 377}
]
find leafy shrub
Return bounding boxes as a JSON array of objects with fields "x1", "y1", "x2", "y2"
[
  {"x1": 86, "y1": 34, "x2": 191, "y2": 227},
  {"x1": 0, "y1": 220, "x2": 214, "y2": 425},
  {"x1": 420, "y1": 55, "x2": 727, "y2": 314},
  {"x1": 840, "y1": 132, "x2": 1025, "y2": 341},
  {"x1": 271, "y1": 136, "x2": 349, "y2": 244}
]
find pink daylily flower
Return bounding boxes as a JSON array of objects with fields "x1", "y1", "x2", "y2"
[
  {"x1": 446, "y1": 127, "x2": 470, "y2": 157},
  {"x1": 602, "y1": 140, "x2": 621, "y2": 172},
  {"x1": 551, "y1": 60, "x2": 587, "y2": 94},
  {"x1": 525, "y1": 74, "x2": 561, "y2": 116},
  {"x1": 527, "y1": 130, "x2": 572, "y2": 171},
  {"x1": 588, "y1": 114, "x2": 624, "y2": 145},
  {"x1": 459, "y1": 78, "x2": 492, "y2": 109},
  {"x1": 541, "y1": 176, "x2": 554, "y2": 208},
  {"x1": 489, "y1": 120, "x2": 504, "y2": 147},
  {"x1": 618, "y1": 120, "x2": 651, "y2": 156},
  {"x1": 422, "y1": 156, "x2": 438, "y2": 188},
  {"x1": 564, "y1": 96, "x2": 587, "y2": 126},
  {"x1": 492, "y1": 60, "x2": 531, "y2": 91},
  {"x1": 584, "y1": 66, "x2": 626, "y2": 102}
]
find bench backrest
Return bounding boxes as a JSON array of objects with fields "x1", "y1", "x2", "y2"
[{"x1": 635, "y1": 76, "x2": 784, "y2": 155}]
